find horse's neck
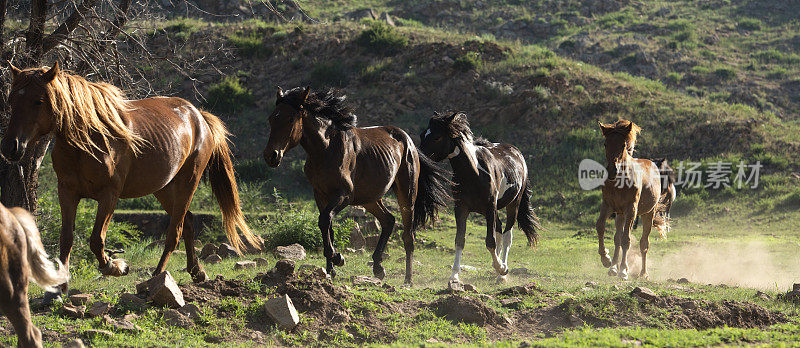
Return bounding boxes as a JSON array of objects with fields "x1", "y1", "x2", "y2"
[
  {"x1": 299, "y1": 117, "x2": 335, "y2": 160},
  {"x1": 449, "y1": 141, "x2": 482, "y2": 180}
]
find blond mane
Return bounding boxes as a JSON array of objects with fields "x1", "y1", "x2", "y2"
[
  {"x1": 601, "y1": 119, "x2": 641, "y2": 155},
  {"x1": 44, "y1": 71, "x2": 145, "y2": 157}
]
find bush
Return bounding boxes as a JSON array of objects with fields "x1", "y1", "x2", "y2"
[
  {"x1": 356, "y1": 21, "x2": 408, "y2": 55},
  {"x1": 713, "y1": 67, "x2": 736, "y2": 80},
  {"x1": 453, "y1": 52, "x2": 482, "y2": 72},
  {"x1": 737, "y1": 18, "x2": 762, "y2": 31},
  {"x1": 257, "y1": 209, "x2": 353, "y2": 251},
  {"x1": 204, "y1": 76, "x2": 254, "y2": 114},
  {"x1": 767, "y1": 68, "x2": 788, "y2": 79},
  {"x1": 665, "y1": 72, "x2": 683, "y2": 84},
  {"x1": 309, "y1": 61, "x2": 348, "y2": 87},
  {"x1": 228, "y1": 31, "x2": 271, "y2": 57}
]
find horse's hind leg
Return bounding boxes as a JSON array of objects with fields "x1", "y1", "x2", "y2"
[
  {"x1": 363, "y1": 200, "x2": 395, "y2": 281},
  {"x1": 638, "y1": 211, "x2": 655, "y2": 279},
  {"x1": 91, "y1": 191, "x2": 127, "y2": 277},
  {"x1": 0, "y1": 284, "x2": 42, "y2": 348},
  {"x1": 450, "y1": 205, "x2": 468, "y2": 282},
  {"x1": 485, "y1": 206, "x2": 507, "y2": 276},
  {"x1": 608, "y1": 213, "x2": 625, "y2": 277},
  {"x1": 394, "y1": 184, "x2": 416, "y2": 285},
  {"x1": 153, "y1": 164, "x2": 204, "y2": 279},
  {"x1": 183, "y1": 212, "x2": 208, "y2": 282}
]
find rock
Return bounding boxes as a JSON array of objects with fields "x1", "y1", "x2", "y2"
[
  {"x1": 82, "y1": 329, "x2": 114, "y2": 339},
  {"x1": 118, "y1": 293, "x2": 148, "y2": 309},
  {"x1": 86, "y1": 301, "x2": 111, "y2": 318},
  {"x1": 274, "y1": 243, "x2": 306, "y2": 260},
  {"x1": 364, "y1": 235, "x2": 382, "y2": 250},
  {"x1": 139, "y1": 271, "x2": 185, "y2": 308},
  {"x1": 448, "y1": 280, "x2": 465, "y2": 293},
  {"x1": 234, "y1": 260, "x2": 257, "y2": 270},
  {"x1": 351, "y1": 275, "x2": 382, "y2": 287},
  {"x1": 463, "y1": 283, "x2": 478, "y2": 292},
  {"x1": 311, "y1": 267, "x2": 329, "y2": 280},
  {"x1": 630, "y1": 287, "x2": 659, "y2": 302},
  {"x1": 61, "y1": 304, "x2": 85, "y2": 319},
  {"x1": 204, "y1": 254, "x2": 222, "y2": 264},
  {"x1": 64, "y1": 339, "x2": 85, "y2": 348},
  {"x1": 298, "y1": 264, "x2": 317, "y2": 273},
  {"x1": 254, "y1": 257, "x2": 270, "y2": 267},
  {"x1": 162, "y1": 309, "x2": 194, "y2": 328},
  {"x1": 274, "y1": 259, "x2": 295, "y2": 277},
  {"x1": 500, "y1": 297, "x2": 524, "y2": 310},
  {"x1": 509, "y1": 267, "x2": 530, "y2": 276},
  {"x1": 179, "y1": 303, "x2": 202, "y2": 320},
  {"x1": 755, "y1": 291, "x2": 771, "y2": 300},
  {"x1": 460, "y1": 265, "x2": 478, "y2": 272},
  {"x1": 364, "y1": 220, "x2": 380, "y2": 233},
  {"x1": 349, "y1": 206, "x2": 368, "y2": 218},
  {"x1": 103, "y1": 315, "x2": 142, "y2": 332},
  {"x1": 199, "y1": 243, "x2": 218, "y2": 259},
  {"x1": 794, "y1": 283, "x2": 800, "y2": 292},
  {"x1": 69, "y1": 293, "x2": 93, "y2": 306},
  {"x1": 349, "y1": 225, "x2": 366, "y2": 249},
  {"x1": 585, "y1": 281, "x2": 598, "y2": 288},
  {"x1": 264, "y1": 294, "x2": 300, "y2": 330},
  {"x1": 218, "y1": 243, "x2": 239, "y2": 259},
  {"x1": 677, "y1": 278, "x2": 690, "y2": 284}
]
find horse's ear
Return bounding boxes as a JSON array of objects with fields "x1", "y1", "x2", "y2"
[
  {"x1": 300, "y1": 86, "x2": 311, "y2": 103},
  {"x1": 276, "y1": 86, "x2": 284, "y2": 99},
  {"x1": 446, "y1": 112, "x2": 459, "y2": 123},
  {"x1": 42, "y1": 62, "x2": 59, "y2": 82},
  {"x1": 7, "y1": 61, "x2": 21, "y2": 78},
  {"x1": 598, "y1": 121, "x2": 611, "y2": 135},
  {"x1": 624, "y1": 122, "x2": 633, "y2": 133}
]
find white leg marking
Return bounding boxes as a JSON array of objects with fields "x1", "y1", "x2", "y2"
[
  {"x1": 450, "y1": 247, "x2": 463, "y2": 281},
  {"x1": 501, "y1": 228, "x2": 513, "y2": 266}
]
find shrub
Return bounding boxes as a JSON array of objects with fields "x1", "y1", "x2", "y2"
[
  {"x1": 665, "y1": 72, "x2": 683, "y2": 84},
  {"x1": 309, "y1": 61, "x2": 348, "y2": 87},
  {"x1": 204, "y1": 76, "x2": 254, "y2": 114},
  {"x1": 767, "y1": 68, "x2": 788, "y2": 79},
  {"x1": 453, "y1": 52, "x2": 482, "y2": 72},
  {"x1": 691, "y1": 66, "x2": 710, "y2": 75},
  {"x1": 737, "y1": 18, "x2": 762, "y2": 31},
  {"x1": 258, "y1": 209, "x2": 353, "y2": 251},
  {"x1": 713, "y1": 67, "x2": 736, "y2": 80},
  {"x1": 228, "y1": 31, "x2": 271, "y2": 57},
  {"x1": 573, "y1": 84, "x2": 585, "y2": 94},
  {"x1": 356, "y1": 21, "x2": 408, "y2": 55}
]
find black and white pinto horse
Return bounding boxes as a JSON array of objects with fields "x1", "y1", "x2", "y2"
[{"x1": 419, "y1": 112, "x2": 543, "y2": 283}]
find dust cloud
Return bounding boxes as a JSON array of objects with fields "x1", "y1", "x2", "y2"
[{"x1": 650, "y1": 241, "x2": 800, "y2": 291}]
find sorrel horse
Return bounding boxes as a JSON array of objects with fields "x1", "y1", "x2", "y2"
[
  {"x1": 419, "y1": 112, "x2": 543, "y2": 283},
  {"x1": 0, "y1": 204, "x2": 68, "y2": 348},
  {"x1": 596, "y1": 120, "x2": 668, "y2": 280},
  {"x1": 613, "y1": 158, "x2": 676, "y2": 233},
  {"x1": 263, "y1": 87, "x2": 450, "y2": 283},
  {"x1": 1, "y1": 63, "x2": 262, "y2": 298}
]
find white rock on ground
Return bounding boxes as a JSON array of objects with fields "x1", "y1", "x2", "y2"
[
  {"x1": 234, "y1": 260, "x2": 257, "y2": 270},
  {"x1": 274, "y1": 243, "x2": 306, "y2": 260},
  {"x1": 264, "y1": 294, "x2": 299, "y2": 330},
  {"x1": 138, "y1": 271, "x2": 185, "y2": 308}
]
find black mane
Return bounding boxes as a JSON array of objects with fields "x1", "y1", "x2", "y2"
[
  {"x1": 279, "y1": 87, "x2": 357, "y2": 130},
  {"x1": 432, "y1": 111, "x2": 494, "y2": 147}
]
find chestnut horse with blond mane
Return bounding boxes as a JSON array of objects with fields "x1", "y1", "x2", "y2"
[
  {"x1": 0, "y1": 63, "x2": 262, "y2": 299},
  {"x1": 596, "y1": 120, "x2": 668, "y2": 280}
]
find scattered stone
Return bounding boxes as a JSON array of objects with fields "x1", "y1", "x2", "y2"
[
  {"x1": 86, "y1": 301, "x2": 111, "y2": 318},
  {"x1": 218, "y1": 243, "x2": 239, "y2": 259},
  {"x1": 755, "y1": 291, "x2": 771, "y2": 301},
  {"x1": 123, "y1": 313, "x2": 139, "y2": 321},
  {"x1": 82, "y1": 329, "x2": 114, "y2": 339},
  {"x1": 630, "y1": 287, "x2": 659, "y2": 303},
  {"x1": 234, "y1": 260, "x2": 257, "y2": 270},
  {"x1": 179, "y1": 303, "x2": 202, "y2": 320},
  {"x1": 203, "y1": 254, "x2": 222, "y2": 264},
  {"x1": 139, "y1": 271, "x2": 185, "y2": 308},
  {"x1": 61, "y1": 304, "x2": 86, "y2": 319},
  {"x1": 103, "y1": 315, "x2": 142, "y2": 332},
  {"x1": 677, "y1": 278, "x2": 690, "y2": 284},
  {"x1": 312, "y1": 267, "x2": 329, "y2": 280},
  {"x1": 69, "y1": 293, "x2": 93, "y2": 306},
  {"x1": 274, "y1": 259, "x2": 295, "y2": 277},
  {"x1": 509, "y1": 267, "x2": 531, "y2": 276},
  {"x1": 557, "y1": 292, "x2": 574, "y2": 299},
  {"x1": 204, "y1": 334, "x2": 224, "y2": 344},
  {"x1": 500, "y1": 297, "x2": 524, "y2": 310},
  {"x1": 274, "y1": 243, "x2": 306, "y2": 260},
  {"x1": 162, "y1": 309, "x2": 194, "y2": 328},
  {"x1": 254, "y1": 257, "x2": 269, "y2": 267},
  {"x1": 64, "y1": 338, "x2": 85, "y2": 348},
  {"x1": 447, "y1": 280, "x2": 465, "y2": 293},
  {"x1": 351, "y1": 275, "x2": 382, "y2": 287},
  {"x1": 199, "y1": 243, "x2": 218, "y2": 259},
  {"x1": 463, "y1": 283, "x2": 478, "y2": 292},
  {"x1": 264, "y1": 294, "x2": 300, "y2": 330},
  {"x1": 585, "y1": 281, "x2": 598, "y2": 288},
  {"x1": 118, "y1": 293, "x2": 148, "y2": 309},
  {"x1": 460, "y1": 265, "x2": 478, "y2": 272}
]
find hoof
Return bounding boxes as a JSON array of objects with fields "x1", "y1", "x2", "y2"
[
  {"x1": 600, "y1": 250, "x2": 613, "y2": 268},
  {"x1": 101, "y1": 259, "x2": 129, "y2": 277},
  {"x1": 332, "y1": 253, "x2": 345, "y2": 267},
  {"x1": 449, "y1": 273, "x2": 460, "y2": 283},
  {"x1": 637, "y1": 272, "x2": 649, "y2": 280},
  {"x1": 619, "y1": 269, "x2": 629, "y2": 280},
  {"x1": 500, "y1": 264, "x2": 509, "y2": 276},
  {"x1": 327, "y1": 267, "x2": 337, "y2": 279},
  {"x1": 607, "y1": 265, "x2": 618, "y2": 277},
  {"x1": 496, "y1": 274, "x2": 508, "y2": 284},
  {"x1": 372, "y1": 264, "x2": 386, "y2": 280},
  {"x1": 404, "y1": 278, "x2": 413, "y2": 285},
  {"x1": 192, "y1": 270, "x2": 209, "y2": 283}
]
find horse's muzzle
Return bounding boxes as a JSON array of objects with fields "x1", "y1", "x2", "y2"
[
  {"x1": 0, "y1": 137, "x2": 25, "y2": 163},
  {"x1": 264, "y1": 149, "x2": 283, "y2": 167}
]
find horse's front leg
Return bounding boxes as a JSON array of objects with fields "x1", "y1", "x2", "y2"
[
  {"x1": 450, "y1": 206, "x2": 468, "y2": 282},
  {"x1": 91, "y1": 192, "x2": 126, "y2": 276},
  {"x1": 318, "y1": 194, "x2": 348, "y2": 279},
  {"x1": 618, "y1": 206, "x2": 637, "y2": 280},
  {"x1": 485, "y1": 206, "x2": 507, "y2": 276},
  {"x1": 45, "y1": 187, "x2": 79, "y2": 302},
  {"x1": 595, "y1": 202, "x2": 612, "y2": 267},
  {"x1": 608, "y1": 213, "x2": 625, "y2": 276}
]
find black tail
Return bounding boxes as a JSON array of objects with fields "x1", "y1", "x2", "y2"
[
  {"x1": 412, "y1": 152, "x2": 452, "y2": 230},
  {"x1": 517, "y1": 181, "x2": 543, "y2": 247}
]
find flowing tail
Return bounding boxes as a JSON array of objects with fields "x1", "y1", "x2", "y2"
[
  {"x1": 652, "y1": 202, "x2": 670, "y2": 239},
  {"x1": 411, "y1": 151, "x2": 452, "y2": 230},
  {"x1": 9, "y1": 208, "x2": 69, "y2": 291},
  {"x1": 517, "y1": 181, "x2": 544, "y2": 247},
  {"x1": 201, "y1": 111, "x2": 263, "y2": 254}
]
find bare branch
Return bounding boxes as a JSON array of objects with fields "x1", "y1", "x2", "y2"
[
  {"x1": 40, "y1": 0, "x2": 101, "y2": 57},
  {"x1": 26, "y1": 0, "x2": 48, "y2": 57}
]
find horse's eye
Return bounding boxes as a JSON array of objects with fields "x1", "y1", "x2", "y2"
[{"x1": 34, "y1": 99, "x2": 43, "y2": 106}]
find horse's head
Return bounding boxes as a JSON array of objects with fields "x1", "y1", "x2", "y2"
[
  {"x1": 264, "y1": 86, "x2": 310, "y2": 167},
  {"x1": 598, "y1": 119, "x2": 641, "y2": 165},
  {"x1": 1, "y1": 62, "x2": 60, "y2": 162},
  {"x1": 420, "y1": 112, "x2": 466, "y2": 161}
]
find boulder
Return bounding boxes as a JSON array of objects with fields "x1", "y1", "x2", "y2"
[
  {"x1": 448, "y1": 280, "x2": 465, "y2": 293},
  {"x1": 204, "y1": 254, "x2": 222, "y2": 264},
  {"x1": 463, "y1": 283, "x2": 478, "y2": 292},
  {"x1": 364, "y1": 220, "x2": 380, "y2": 233},
  {"x1": 234, "y1": 261, "x2": 257, "y2": 270},
  {"x1": 274, "y1": 243, "x2": 306, "y2": 260},
  {"x1": 264, "y1": 294, "x2": 299, "y2": 330},
  {"x1": 86, "y1": 301, "x2": 111, "y2": 318},
  {"x1": 69, "y1": 293, "x2": 93, "y2": 306},
  {"x1": 509, "y1": 267, "x2": 531, "y2": 276},
  {"x1": 630, "y1": 287, "x2": 659, "y2": 302},
  {"x1": 218, "y1": 243, "x2": 239, "y2": 259},
  {"x1": 274, "y1": 259, "x2": 295, "y2": 277},
  {"x1": 349, "y1": 225, "x2": 366, "y2": 249},
  {"x1": 139, "y1": 271, "x2": 185, "y2": 308},
  {"x1": 162, "y1": 309, "x2": 194, "y2": 328},
  {"x1": 199, "y1": 243, "x2": 218, "y2": 259},
  {"x1": 365, "y1": 235, "x2": 381, "y2": 250}
]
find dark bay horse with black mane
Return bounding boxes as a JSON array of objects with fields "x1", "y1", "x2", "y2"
[
  {"x1": 263, "y1": 87, "x2": 450, "y2": 283},
  {"x1": 420, "y1": 112, "x2": 543, "y2": 283},
  {"x1": 596, "y1": 120, "x2": 668, "y2": 280},
  {"x1": 1, "y1": 63, "x2": 262, "y2": 299}
]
